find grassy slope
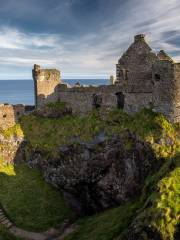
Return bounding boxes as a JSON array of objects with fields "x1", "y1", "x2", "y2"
[
  {"x1": 0, "y1": 225, "x2": 22, "y2": 240},
  {"x1": 65, "y1": 201, "x2": 140, "y2": 240},
  {"x1": 0, "y1": 107, "x2": 179, "y2": 239},
  {"x1": 0, "y1": 164, "x2": 74, "y2": 240}
]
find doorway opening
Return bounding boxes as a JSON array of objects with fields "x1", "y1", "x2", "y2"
[
  {"x1": 92, "y1": 94, "x2": 102, "y2": 109},
  {"x1": 116, "y1": 92, "x2": 125, "y2": 109}
]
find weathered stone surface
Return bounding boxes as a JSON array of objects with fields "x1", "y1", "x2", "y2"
[
  {"x1": 27, "y1": 131, "x2": 158, "y2": 215},
  {"x1": 32, "y1": 34, "x2": 180, "y2": 123},
  {"x1": 33, "y1": 64, "x2": 61, "y2": 108},
  {"x1": 0, "y1": 104, "x2": 25, "y2": 130}
]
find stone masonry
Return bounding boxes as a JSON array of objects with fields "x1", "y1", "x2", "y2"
[
  {"x1": 33, "y1": 64, "x2": 61, "y2": 107},
  {"x1": 32, "y1": 34, "x2": 180, "y2": 122},
  {"x1": 116, "y1": 34, "x2": 180, "y2": 122},
  {"x1": 0, "y1": 104, "x2": 25, "y2": 130}
]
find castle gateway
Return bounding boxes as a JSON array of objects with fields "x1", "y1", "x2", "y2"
[{"x1": 33, "y1": 34, "x2": 180, "y2": 122}]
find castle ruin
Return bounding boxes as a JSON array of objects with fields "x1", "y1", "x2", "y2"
[
  {"x1": 0, "y1": 34, "x2": 180, "y2": 130},
  {"x1": 33, "y1": 34, "x2": 180, "y2": 122}
]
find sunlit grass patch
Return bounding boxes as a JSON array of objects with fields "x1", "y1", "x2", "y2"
[{"x1": 0, "y1": 157, "x2": 15, "y2": 176}]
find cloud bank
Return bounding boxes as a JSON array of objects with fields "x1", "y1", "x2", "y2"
[{"x1": 0, "y1": 0, "x2": 180, "y2": 79}]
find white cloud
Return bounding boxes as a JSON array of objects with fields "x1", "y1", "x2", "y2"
[{"x1": 0, "y1": 0, "x2": 180, "y2": 79}]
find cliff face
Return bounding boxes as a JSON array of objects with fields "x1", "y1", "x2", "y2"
[{"x1": 27, "y1": 130, "x2": 158, "y2": 215}]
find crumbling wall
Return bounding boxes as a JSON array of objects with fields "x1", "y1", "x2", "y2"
[
  {"x1": 57, "y1": 84, "x2": 122, "y2": 114},
  {"x1": 173, "y1": 63, "x2": 180, "y2": 122},
  {"x1": 0, "y1": 104, "x2": 25, "y2": 129},
  {"x1": 152, "y1": 60, "x2": 180, "y2": 122},
  {"x1": 33, "y1": 64, "x2": 61, "y2": 108},
  {"x1": 116, "y1": 34, "x2": 158, "y2": 92},
  {"x1": 32, "y1": 34, "x2": 180, "y2": 122}
]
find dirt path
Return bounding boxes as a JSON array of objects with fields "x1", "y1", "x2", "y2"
[{"x1": 0, "y1": 205, "x2": 77, "y2": 240}]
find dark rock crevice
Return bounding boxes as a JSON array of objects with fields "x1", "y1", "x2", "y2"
[{"x1": 26, "y1": 130, "x2": 160, "y2": 216}]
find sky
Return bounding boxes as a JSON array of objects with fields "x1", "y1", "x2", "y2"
[{"x1": 0, "y1": 0, "x2": 180, "y2": 80}]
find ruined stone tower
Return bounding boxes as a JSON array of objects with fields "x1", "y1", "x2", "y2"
[
  {"x1": 33, "y1": 64, "x2": 61, "y2": 108},
  {"x1": 116, "y1": 34, "x2": 180, "y2": 122},
  {"x1": 116, "y1": 34, "x2": 158, "y2": 112},
  {"x1": 152, "y1": 59, "x2": 180, "y2": 122}
]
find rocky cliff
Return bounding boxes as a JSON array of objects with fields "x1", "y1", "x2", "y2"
[{"x1": 27, "y1": 130, "x2": 158, "y2": 215}]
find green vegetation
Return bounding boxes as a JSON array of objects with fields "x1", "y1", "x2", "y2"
[
  {"x1": 0, "y1": 124, "x2": 24, "y2": 139},
  {"x1": 46, "y1": 101, "x2": 67, "y2": 112},
  {"x1": 19, "y1": 108, "x2": 179, "y2": 159},
  {"x1": 0, "y1": 107, "x2": 179, "y2": 239},
  {"x1": 0, "y1": 225, "x2": 22, "y2": 240},
  {"x1": 65, "y1": 201, "x2": 140, "y2": 240},
  {"x1": 0, "y1": 164, "x2": 74, "y2": 232},
  {"x1": 135, "y1": 155, "x2": 180, "y2": 240},
  {"x1": 64, "y1": 155, "x2": 179, "y2": 240},
  {"x1": 20, "y1": 110, "x2": 104, "y2": 157}
]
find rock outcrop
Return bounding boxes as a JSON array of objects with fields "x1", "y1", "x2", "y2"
[{"x1": 27, "y1": 130, "x2": 159, "y2": 215}]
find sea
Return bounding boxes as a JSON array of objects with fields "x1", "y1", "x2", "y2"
[{"x1": 0, "y1": 79, "x2": 109, "y2": 105}]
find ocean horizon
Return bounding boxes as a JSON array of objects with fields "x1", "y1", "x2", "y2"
[{"x1": 0, "y1": 79, "x2": 109, "y2": 105}]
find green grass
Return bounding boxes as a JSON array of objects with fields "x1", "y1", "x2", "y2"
[
  {"x1": 126, "y1": 154, "x2": 180, "y2": 240},
  {"x1": 20, "y1": 110, "x2": 104, "y2": 157},
  {"x1": 64, "y1": 155, "x2": 180, "y2": 240},
  {"x1": 0, "y1": 107, "x2": 179, "y2": 239},
  {"x1": 0, "y1": 225, "x2": 22, "y2": 240},
  {"x1": 46, "y1": 101, "x2": 67, "y2": 111},
  {"x1": 0, "y1": 164, "x2": 74, "y2": 232},
  {"x1": 19, "y1": 108, "x2": 180, "y2": 159},
  {"x1": 65, "y1": 201, "x2": 140, "y2": 240}
]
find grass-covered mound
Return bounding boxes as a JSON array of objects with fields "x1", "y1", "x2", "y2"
[
  {"x1": 0, "y1": 164, "x2": 74, "y2": 233},
  {"x1": 19, "y1": 108, "x2": 179, "y2": 159}
]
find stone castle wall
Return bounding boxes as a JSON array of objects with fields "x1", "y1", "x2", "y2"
[
  {"x1": 57, "y1": 84, "x2": 122, "y2": 114},
  {"x1": 33, "y1": 64, "x2": 61, "y2": 108},
  {"x1": 0, "y1": 104, "x2": 35, "y2": 130},
  {"x1": 0, "y1": 104, "x2": 25, "y2": 129},
  {"x1": 152, "y1": 61, "x2": 180, "y2": 122},
  {"x1": 32, "y1": 34, "x2": 180, "y2": 122}
]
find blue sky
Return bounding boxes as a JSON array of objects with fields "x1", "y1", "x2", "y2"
[{"x1": 0, "y1": 0, "x2": 180, "y2": 79}]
